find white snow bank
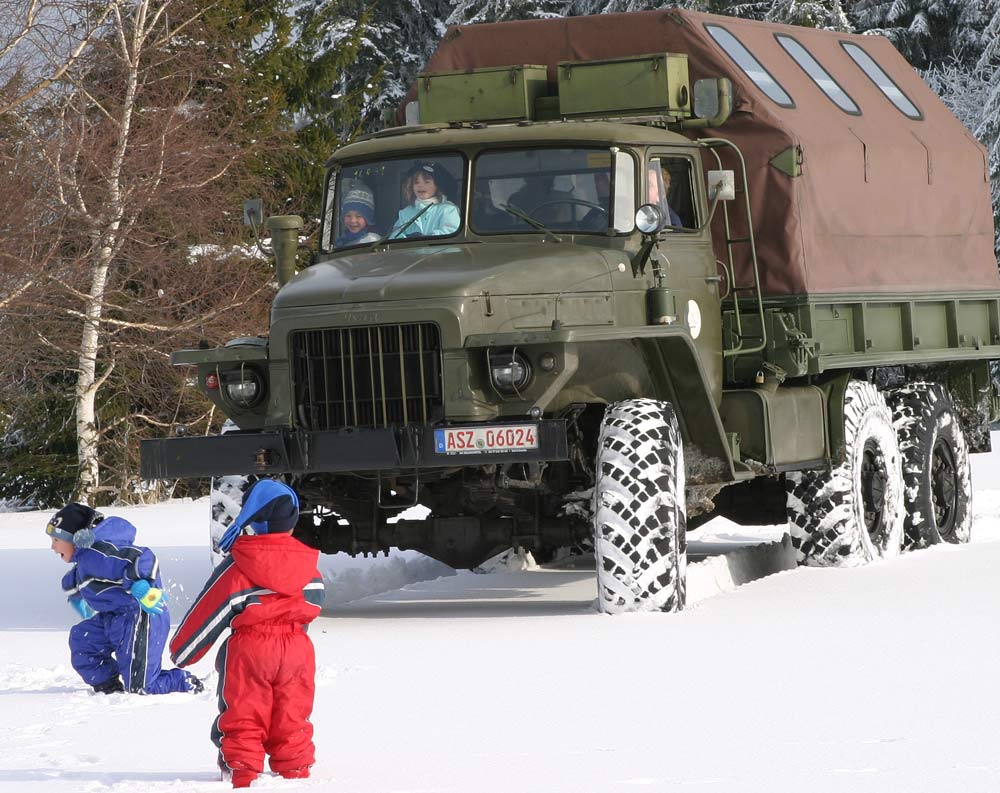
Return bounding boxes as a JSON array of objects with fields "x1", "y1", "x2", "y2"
[{"x1": 0, "y1": 498, "x2": 454, "y2": 617}]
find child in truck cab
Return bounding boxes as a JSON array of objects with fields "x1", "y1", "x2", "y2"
[
  {"x1": 389, "y1": 161, "x2": 460, "y2": 239},
  {"x1": 335, "y1": 182, "x2": 380, "y2": 247}
]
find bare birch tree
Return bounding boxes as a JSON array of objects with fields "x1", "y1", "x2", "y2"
[
  {"x1": 0, "y1": 0, "x2": 285, "y2": 503},
  {"x1": 0, "y1": 0, "x2": 114, "y2": 116}
]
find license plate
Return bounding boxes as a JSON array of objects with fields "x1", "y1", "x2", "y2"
[{"x1": 435, "y1": 424, "x2": 538, "y2": 455}]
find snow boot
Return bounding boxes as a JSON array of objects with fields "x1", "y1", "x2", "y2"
[
  {"x1": 221, "y1": 768, "x2": 258, "y2": 788},
  {"x1": 220, "y1": 760, "x2": 258, "y2": 789},
  {"x1": 92, "y1": 677, "x2": 125, "y2": 694}
]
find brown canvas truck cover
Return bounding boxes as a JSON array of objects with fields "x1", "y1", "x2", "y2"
[{"x1": 408, "y1": 9, "x2": 998, "y2": 298}]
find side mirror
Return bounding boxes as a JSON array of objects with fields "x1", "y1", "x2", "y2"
[
  {"x1": 707, "y1": 170, "x2": 736, "y2": 201},
  {"x1": 266, "y1": 215, "x2": 304, "y2": 286},
  {"x1": 243, "y1": 198, "x2": 263, "y2": 228},
  {"x1": 405, "y1": 101, "x2": 421, "y2": 126},
  {"x1": 682, "y1": 78, "x2": 733, "y2": 129}
]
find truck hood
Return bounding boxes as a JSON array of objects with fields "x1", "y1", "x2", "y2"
[{"x1": 275, "y1": 242, "x2": 613, "y2": 307}]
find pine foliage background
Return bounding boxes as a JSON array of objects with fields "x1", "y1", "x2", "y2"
[{"x1": 0, "y1": 0, "x2": 998, "y2": 505}]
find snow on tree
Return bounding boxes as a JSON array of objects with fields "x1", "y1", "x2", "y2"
[
  {"x1": 974, "y1": 0, "x2": 1000, "y2": 258},
  {"x1": 849, "y1": 0, "x2": 989, "y2": 69},
  {"x1": 290, "y1": 0, "x2": 451, "y2": 133},
  {"x1": 713, "y1": 0, "x2": 850, "y2": 29},
  {"x1": 446, "y1": 0, "x2": 571, "y2": 24},
  {"x1": 922, "y1": 60, "x2": 993, "y2": 134}
]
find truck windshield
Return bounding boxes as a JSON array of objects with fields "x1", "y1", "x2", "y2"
[
  {"x1": 472, "y1": 148, "x2": 616, "y2": 235},
  {"x1": 323, "y1": 154, "x2": 465, "y2": 251}
]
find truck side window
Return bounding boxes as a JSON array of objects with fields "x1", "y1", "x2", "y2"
[
  {"x1": 648, "y1": 157, "x2": 696, "y2": 229},
  {"x1": 840, "y1": 41, "x2": 922, "y2": 120},
  {"x1": 776, "y1": 35, "x2": 859, "y2": 115},
  {"x1": 705, "y1": 23, "x2": 794, "y2": 109}
]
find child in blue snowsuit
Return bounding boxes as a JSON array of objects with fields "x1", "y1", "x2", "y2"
[{"x1": 46, "y1": 502, "x2": 202, "y2": 695}]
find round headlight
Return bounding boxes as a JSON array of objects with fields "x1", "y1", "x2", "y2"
[
  {"x1": 223, "y1": 368, "x2": 264, "y2": 408},
  {"x1": 490, "y1": 351, "x2": 532, "y2": 394},
  {"x1": 635, "y1": 203, "x2": 665, "y2": 234}
]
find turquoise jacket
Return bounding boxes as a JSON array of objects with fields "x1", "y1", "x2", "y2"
[{"x1": 389, "y1": 198, "x2": 460, "y2": 239}]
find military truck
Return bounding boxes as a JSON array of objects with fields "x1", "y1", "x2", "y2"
[{"x1": 141, "y1": 9, "x2": 1000, "y2": 613}]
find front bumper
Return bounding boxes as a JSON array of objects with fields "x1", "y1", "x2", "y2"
[{"x1": 140, "y1": 421, "x2": 569, "y2": 479}]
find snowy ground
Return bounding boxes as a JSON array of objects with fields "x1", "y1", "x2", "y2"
[{"x1": 1, "y1": 449, "x2": 999, "y2": 792}]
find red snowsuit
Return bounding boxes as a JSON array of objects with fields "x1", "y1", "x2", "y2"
[{"x1": 169, "y1": 533, "x2": 324, "y2": 781}]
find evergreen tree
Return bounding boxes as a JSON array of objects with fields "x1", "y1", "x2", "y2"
[
  {"x1": 278, "y1": 0, "x2": 455, "y2": 172},
  {"x1": 975, "y1": 0, "x2": 1000, "y2": 258},
  {"x1": 447, "y1": 0, "x2": 572, "y2": 23},
  {"x1": 197, "y1": 1, "x2": 369, "y2": 217},
  {"x1": 762, "y1": 0, "x2": 851, "y2": 29},
  {"x1": 849, "y1": 0, "x2": 988, "y2": 69},
  {"x1": 979, "y1": 0, "x2": 1000, "y2": 67}
]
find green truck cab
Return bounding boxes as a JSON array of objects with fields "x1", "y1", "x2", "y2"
[{"x1": 141, "y1": 9, "x2": 1000, "y2": 613}]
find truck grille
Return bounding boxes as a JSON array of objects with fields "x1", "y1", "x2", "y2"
[{"x1": 291, "y1": 323, "x2": 443, "y2": 430}]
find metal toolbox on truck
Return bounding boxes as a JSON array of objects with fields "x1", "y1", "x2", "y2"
[
  {"x1": 557, "y1": 53, "x2": 691, "y2": 117},
  {"x1": 418, "y1": 64, "x2": 548, "y2": 123}
]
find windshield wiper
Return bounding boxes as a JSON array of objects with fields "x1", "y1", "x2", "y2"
[
  {"x1": 365, "y1": 202, "x2": 435, "y2": 251},
  {"x1": 388, "y1": 202, "x2": 434, "y2": 240},
  {"x1": 500, "y1": 203, "x2": 562, "y2": 243}
]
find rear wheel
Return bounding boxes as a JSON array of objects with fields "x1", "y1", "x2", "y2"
[
  {"x1": 787, "y1": 380, "x2": 904, "y2": 566},
  {"x1": 887, "y1": 382, "x2": 972, "y2": 547},
  {"x1": 592, "y1": 399, "x2": 686, "y2": 613}
]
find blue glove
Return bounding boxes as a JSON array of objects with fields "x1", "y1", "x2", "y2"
[
  {"x1": 129, "y1": 579, "x2": 168, "y2": 615},
  {"x1": 68, "y1": 595, "x2": 95, "y2": 620}
]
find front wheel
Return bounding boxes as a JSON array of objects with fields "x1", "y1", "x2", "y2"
[
  {"x1": 787, "y1": 380, "x2": 904, "y2": 566},
  {"x1": 209, "y1": 474, "x2": 256, "y2": 566},
  {"x1": 208, "y1": 421, "x2": 256, "y2": 566},
  {"x1": 592, "y1": 399, "x2": 686, "y2": 614}
]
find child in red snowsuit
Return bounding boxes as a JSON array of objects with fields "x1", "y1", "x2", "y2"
[{"x1": 169, "y1": 480, "x2": 324, "y2": 788}]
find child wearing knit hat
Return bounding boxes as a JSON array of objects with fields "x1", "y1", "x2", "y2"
[
  {"x1": 170, "y1": 479, "x2": 325, "y2": 788},
  {"x1": 334, "y1": 181, "x2": 380, "y2": 247},
  {"x1": 389, "y1": 161, "x2": 460, "y2": 240},
  {"x1": 46, "y1": 502, "x2": 202, "y2": 695}
]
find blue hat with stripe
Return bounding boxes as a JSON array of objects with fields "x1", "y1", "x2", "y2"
[{"x1": 218, "y1": 479, "x2": 300, "y2": 553}]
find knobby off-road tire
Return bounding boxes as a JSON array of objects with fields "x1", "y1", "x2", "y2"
[
  {"x1": 592, "y1": 399, "x2": 687, "y2": 614},
  {"x1": 210, "y1": 474, "x2": 256, "y2": 565},
  {"x1": 887, "y1": 382, "x2": 972, "y2": 548},
  {"x1": 208, "y1": 421, "x2": 256, "y2": 566},
  {"x1": 787, "y1": 380, "x2": 905, "y2": 566}
]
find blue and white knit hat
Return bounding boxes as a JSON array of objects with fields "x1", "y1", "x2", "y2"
[
  {"x1": 341, "y1": 183, "x2": 376, "y2": 225},
  {"x1": 217, "y1": 479, "x2": 300, "y2": 553}
]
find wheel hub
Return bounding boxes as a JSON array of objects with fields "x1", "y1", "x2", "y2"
[
  {"x1": 860, "y1": 439, "x2": 888, "y2": 546},
  {"x1": 931, "y1": 437, "x2": 958, "y2": 536}
]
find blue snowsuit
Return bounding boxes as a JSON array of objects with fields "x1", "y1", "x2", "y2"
[{"x1": 61, "y1": 516, "x2": 188, "y2": 694}]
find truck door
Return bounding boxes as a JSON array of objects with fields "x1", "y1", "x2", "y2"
[{"x1": 647, "y1": 152, "x2": 723, "y2": 404}]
